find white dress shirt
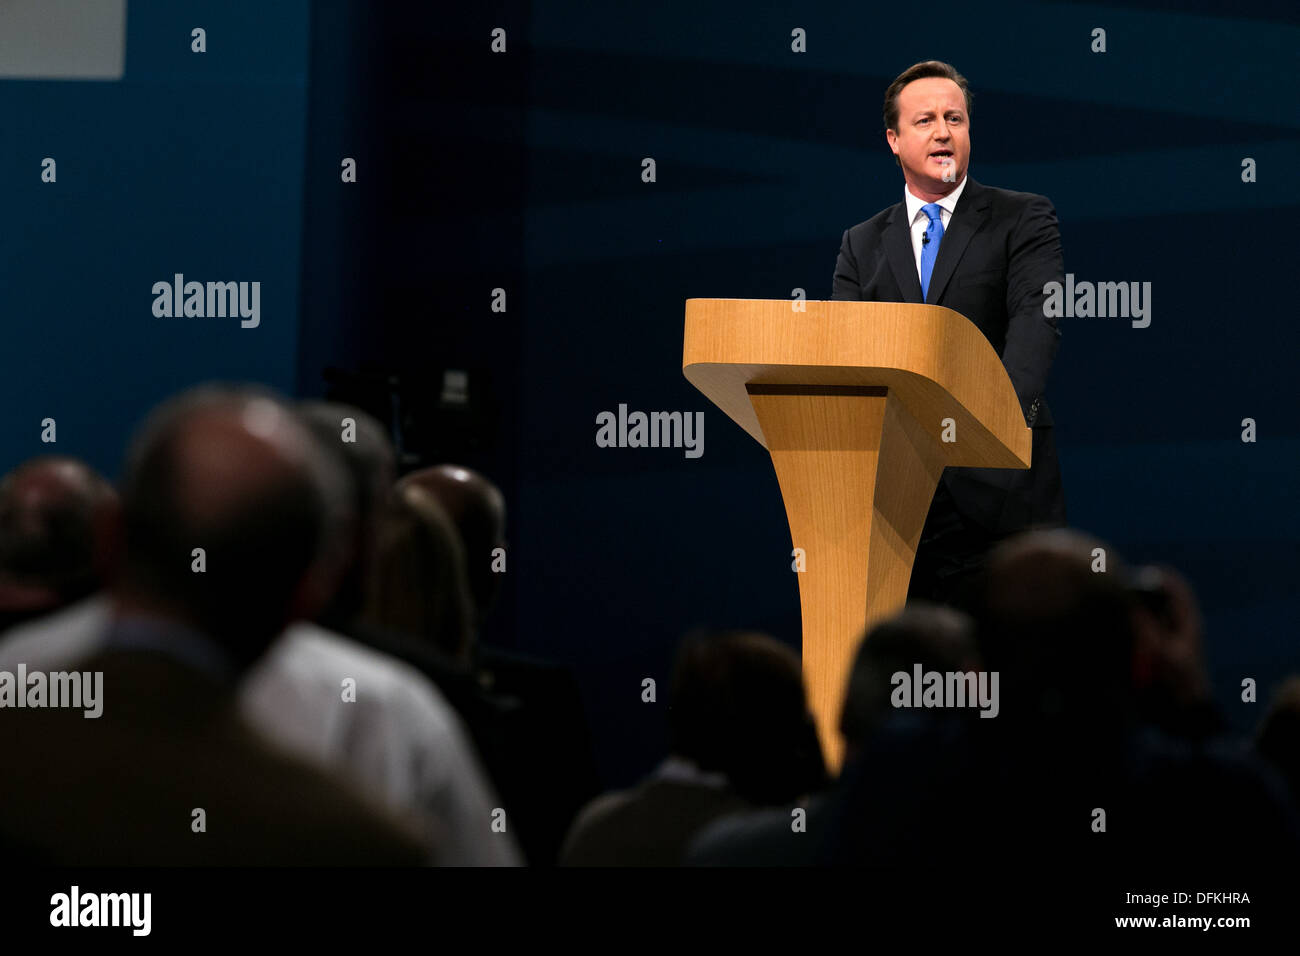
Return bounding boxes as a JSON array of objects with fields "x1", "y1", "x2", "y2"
[
  {"x1": 0, "y1": 596, "x2": 522, "y2": 866},
  {"x1": 904, "y1": 174, "x2": 968, "y2": 283}
]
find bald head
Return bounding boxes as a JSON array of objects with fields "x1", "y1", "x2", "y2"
[
  {"x1": 0, "y1": 457, "x2": 117, "y2": 613},
  {"x1": 974, "y1": 528, "x2": 1139, "y2": 724},
  {"x1": 983, "y1": 529, "x2": 1123, "y2": 619},
  {"x1": 398, "y1": 464, "x2": 505, "y2": 622},
  {"x1": 117, "y1": 387, "x2": 349, "y2": 666}
]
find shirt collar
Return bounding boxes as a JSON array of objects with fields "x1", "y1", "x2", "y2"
[
  {"x1": 102, "y1": 612, "x2": 238, "y2": 685},
  {"x1": 653, "y1": 755, "x2": 729, "y2": 789},
  {"x1": 904, "y1": 174, "x2": 968, "y2": 225}
]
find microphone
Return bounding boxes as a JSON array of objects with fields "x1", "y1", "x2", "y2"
[{"x1": 921, "y1": 233, "x2": 930, "y2": 246}]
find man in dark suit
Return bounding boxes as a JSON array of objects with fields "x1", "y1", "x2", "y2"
[{"x1": 831, "y1": 60, "x2": 1066, "y2": 606}]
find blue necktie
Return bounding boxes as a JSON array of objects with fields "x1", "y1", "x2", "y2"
[{"x1": 920, "y1": 202, "x2": 945, "y2": 301}]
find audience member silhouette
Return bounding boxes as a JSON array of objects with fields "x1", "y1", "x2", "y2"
[
  {"x1": 1256, "y1": 676, "x2": 1300, "y2": 806},
  {"x1": 398, "y1": 464, "x2": 506, "y2": 637},
  {"x1": 399, "y1": 463, "x2": 602, "y2": 866},
  {"x1": 0, "y1": 457, "x2": 116, "y2": 631},
  {"x1": 3, "y1": 393, "x2": 1294, "y2": 873},
  {"x1": 0, "y1": 387, "x2": 429, "y2": 864},
  {"x1": 688, "y1": 604, "x2": 979, "y2": 865},
  {"x1": 364, "y1": 482, "x2": 475, "y2": 663},
  {"x1": 820, "y1": 529, "x2": 1300, "y2": 872},
  {"x1": 295, "y1": 412, "x2": 598, "y2": 866},
  {"x1": 563, "y1": 629, "x2": 826, "y2": 866},
  {"x1": 1, "y1": 390, "x2": 520, "y2": 865},
  {"x1": 294, "y1": 401, "x2": 396, "y2": 636},
  {"x1": 1128, "y1": 563, "x2": 1226, "y2": 740}
]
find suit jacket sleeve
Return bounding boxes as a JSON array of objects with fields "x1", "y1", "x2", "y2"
[
  {"x1": 831, "y1": 228, "x2": 863, "y2": 301},
  {"x1": 1001, "y1": 195, "x2": 1064, "y2": 423}
]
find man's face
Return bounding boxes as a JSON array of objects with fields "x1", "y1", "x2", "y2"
[{"x1": 886, "y1": 77, "x2": 970, "y2": 197}]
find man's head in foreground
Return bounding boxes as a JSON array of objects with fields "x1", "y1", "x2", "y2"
[
  {"x1": 112, "y1": 386, "x2": 350, "y2": 672},
  {"x1": 669, "y1": 629, "x2": 827, "y2": 804},
  {"x1": 398, "y1": 464, "x2": 506, "y2": 631},
  {"x1": 0, "y1": 457, "x2": 117, "y2": 624},
  {"x1": 839, "y1": 603, "x2": 982, "y2": 764},
  {"x1": 970, "y1": 528, "x2": 1140, "y2": 732},
  {"x1": 296, "y1": 401, "x2": 396, "y2": 631}
]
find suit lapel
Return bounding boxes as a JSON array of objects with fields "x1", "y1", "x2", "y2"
[
  {"x1": 924, "y1": 178, "x2": 990, "y2": 305},
  {"x1": 884, "y1": 203, "x2": 924, "y2": 303}
]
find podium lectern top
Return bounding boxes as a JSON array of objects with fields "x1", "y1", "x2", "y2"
[{"x1": 682, "y1": 298, "x2": 1031, "y2": 469}]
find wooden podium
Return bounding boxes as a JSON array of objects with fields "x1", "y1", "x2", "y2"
[{"x1": 682, "y1": 298, "x2": 1031, "y2": 770}]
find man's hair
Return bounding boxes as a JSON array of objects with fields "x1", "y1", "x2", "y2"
[
  {"x1": 118, "y1": 385, "x2": 348, "y2": 662},
  {"x1": 399, "y1": 465, "x2": 506, "y2": 625},
  {"x1": 969, "y1": 529, "x2": 1139, "y2": 729},
  {"x1": 296, "y1": 401, "x2": 395, "y2": 629},
  {"x1": 298, "y1": 401, "x2": 395, "y2": 527},
  {"x1": 840, "y1": 604, "x2": 980, "y2": 745},
  {"x1": 0, "y1": 457, "x2": 115, "y2": 599},
  {"x1": 668, "y1": 629, "x2": 826, "y2": 804},
  {"x1": 883, "y1": 60, "x2": 972, "y2": 133},
  {"x1": 1256, "y1": 676, "x2": 1300, "y2": 801},
  {"x1": 363, "y1": 483, "x2": 475, "y2": 663}
]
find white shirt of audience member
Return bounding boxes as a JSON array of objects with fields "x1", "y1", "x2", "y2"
[{"x1": 0, "y1": 596, "x2": 520, "y2": 867}]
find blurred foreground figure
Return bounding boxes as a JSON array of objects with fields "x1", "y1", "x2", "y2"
[
  {"x1": 393, "y1": 464, "x2": 601, "y2": 866},
  {"x1": 399, "y1": 464, "x2": 506, "y2": 641},
  {"x1": 1127, "y1": 563, "x2": 1226, "y2": 740},
  {"x1": 688, "y1": 604, "x2": 977, "y2": 866},
  {"x1": 364, "y1": 482, "x2": 475, "y2": 663},
  {"x1": 2, "y1": 397, "x2": 520, "y2": 865},
  {"x1": 692, "y1": 532, "x2": 1299, "y2": 871},
  {"x1": 0, "y1": 457, "x2": 115, "y2": 631},
  {"x1": 0, "y1": 387, "x2": 428, "y2": 864},
  {"x1": 1256, "y1": 676, "x2": 1300, "y2": 805},
  {"x1": 291, "y1": 405, "x2": 523, "y2": 865},
  {"x1": 821, "y1": 529, "x2": 1299, "y2": 871},
  {"x1": 562, "y1": 629, "x2": 826, "y2": 866},
  {"x1": 293, "y1": 409, "x2": 591, "y2": 866}
]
